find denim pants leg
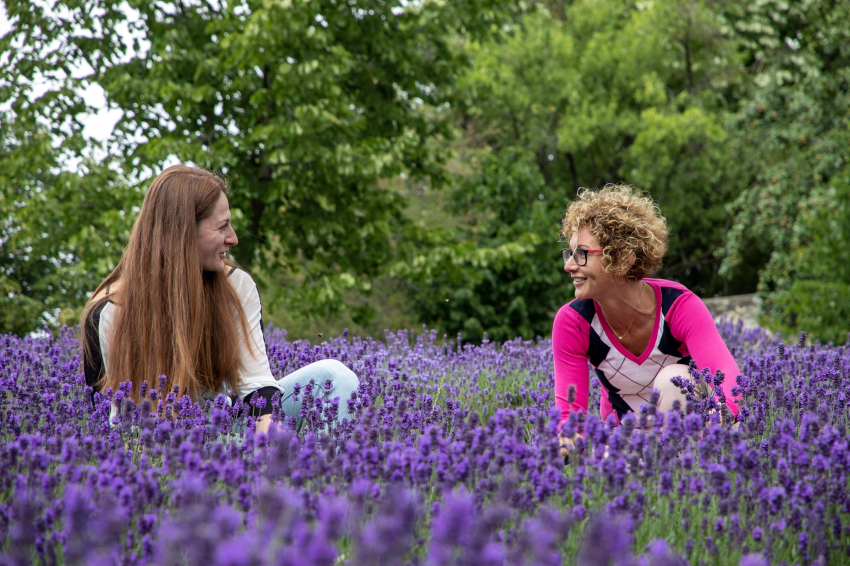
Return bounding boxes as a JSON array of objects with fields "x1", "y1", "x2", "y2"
[{"x1": 276, "y1": 359, "x2": 359, "y2": 427}]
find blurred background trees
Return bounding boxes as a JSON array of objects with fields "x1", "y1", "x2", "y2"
[
  {"x1": 718, "y1": 0, "x2": 850, "y2": 345},
  {"x1": 2, "y1": 0, "x2": 847, "y2": 344}
]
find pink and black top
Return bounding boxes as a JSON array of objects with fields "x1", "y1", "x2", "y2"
[{"x1": 552, "y1": 278, "x2": 740, "y2": 425}]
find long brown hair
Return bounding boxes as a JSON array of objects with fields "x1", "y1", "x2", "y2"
[{"x1": 81, "y1": 164, "x2": 253, "y2": 401}]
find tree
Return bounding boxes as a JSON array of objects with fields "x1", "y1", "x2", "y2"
[
  {"x1": 404, "y1": 1, "x2": 751, "y2": 342},
  {"x1": 0, "y1": 115, "x2": 133, "y2": 335},
  {"x1": 769, "y1": 170, "x2": 850, "y2": 344},
  {"x1": 719, "y1": 0, "x2": 850, "y2": 343},
  {"x1": 0, "y1": 0, "x2": 512, "y2": 334},
  {"x1": 393, "y1": 149, "x2": 560, "y2": 342}
]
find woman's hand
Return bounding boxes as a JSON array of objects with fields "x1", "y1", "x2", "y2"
[
  {"x1": 256, "y1": 414, "x2": 273, "y2": 435},
  {"x1": 558, "y1": 433, "x2": 581, "y2": 458}
]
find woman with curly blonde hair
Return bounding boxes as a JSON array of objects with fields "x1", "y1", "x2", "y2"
[{"x1": 553, "y1": 185, "x2": 739, "y2": 451}]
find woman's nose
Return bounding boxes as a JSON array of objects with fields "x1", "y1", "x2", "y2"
[{"x1": 227, "y1": 227, "x2": 238, "y2": 246}]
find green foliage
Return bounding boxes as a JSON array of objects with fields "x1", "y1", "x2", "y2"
[
  {"x1": 0, "y1": 114, "x2": 134, "y2": 334},
  {"x1": 2, "y1": 0, "x2": 848, "y2": 342},
  {"x1": 771, "y1": 281, "x2": 850, "y2": 346},
  {"x1": 407, "y1": 2, "x2": 752, "y2": 342},
  {"x1": 260, "y1": 274, "x2": 419, "y2": 344},
  {"x1": 762, "y1": 171, "x2": 850, "y2": 345},
  {"x1": 0, "y1": 0, "x2": 513, "y2": 335},
  {"x1": 718, "y1": 0, "x2": 850, "y2": 343},
  {"x1": 548, "y1": 0, "x2": 746, "y2": 293},
  {"x1": 393, "y1": 150, "x2": 565, "y2": 342}
]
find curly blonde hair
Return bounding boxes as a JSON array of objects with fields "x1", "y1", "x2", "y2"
[{"x1": 560, "y1": 184, "x2": 668, "y2": 281}]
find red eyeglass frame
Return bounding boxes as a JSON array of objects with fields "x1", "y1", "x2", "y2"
[{"x1": 561, "y1": 247, "x2": 604, "y2": 266}]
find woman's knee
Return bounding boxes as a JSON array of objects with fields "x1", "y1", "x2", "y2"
[
  {"x1": 314, "y1": 359, "x2": 359, "y2": 390},
  {"x1": 655, "y1": 364, "x2": 690, "y2": 389},
  {"x1": 653, "y1": 364, "x2": 690, "y2": 413}
]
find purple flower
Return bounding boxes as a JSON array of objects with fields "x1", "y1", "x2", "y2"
[
  {"x1": 764, "y1": 486, "x2": 786, "y2": 515},
  {"x1": 738, "y1": 554, "x2": 769, "y2": 566},
  {"x1": 576, "y1": 511, "x2": 633, "y2": 566},
  {"x1": 354, "y1": 487, "x2": 420, "y2": 566},
  {"x1": 643, "y1": 539, "x2": 687, "y2": 566},
  {"x1": 2, "y1": 318, "x2": 847, "y2": 566},
  {"x1": 425, "y1": 489, "x2": 508, "y2": 566}
]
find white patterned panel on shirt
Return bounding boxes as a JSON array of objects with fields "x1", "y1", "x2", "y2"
[{"x1": 592, "y1": 312, "x2": 680, "y2": 408}]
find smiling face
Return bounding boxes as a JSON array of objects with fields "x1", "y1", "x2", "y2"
[
  {"x1": 564, "y1": 225, "x2": 616, "y2": 301},
  {"x1": 196, "y1": 192, "x2": 238, "y2": 272}
]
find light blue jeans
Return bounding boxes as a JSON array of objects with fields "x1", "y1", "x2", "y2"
[{"x1": 276, "y1": 359, "x2": 359, "y2": 427}]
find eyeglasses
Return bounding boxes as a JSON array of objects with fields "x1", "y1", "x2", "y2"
[{"x1": 561, "y1": 247, "x2": 603, "y2": 266}]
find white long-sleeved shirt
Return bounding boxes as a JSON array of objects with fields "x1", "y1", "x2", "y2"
[{"x1": 84, "y1": 267, "x2": 281, "y2": 403}]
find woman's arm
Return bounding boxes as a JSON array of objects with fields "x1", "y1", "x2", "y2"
[
  {"x1": 83, "y1": 305, "x2": 105, "y2": 392},
  {"x1": 229, "y1": 269, "x2": 283, "y2": 428},
  {"x1": 256, "y1": 414, "x2": 273, "y2": 434},
  {"x1": 552, "y1": 304, "x2": 593, "y2": 427},
  {"x1": 667, "y1": 291, "x2": 741, "y2": 418}
]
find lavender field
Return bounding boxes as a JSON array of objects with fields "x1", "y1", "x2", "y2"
[{"x1": 1, "y1": 321, "x2": 848, "y2": 566}]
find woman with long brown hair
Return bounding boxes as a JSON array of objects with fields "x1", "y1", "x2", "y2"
[{"x1": 81, "y1": 164, "x2": 358, "y2": 433}]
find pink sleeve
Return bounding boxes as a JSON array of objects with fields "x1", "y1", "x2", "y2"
[
  {"x1": 552, "y1": 304, "x2": 592, "y2": 426},
  {"x1": 667, "y1": 291, "x2": 740, "y2": 418}
]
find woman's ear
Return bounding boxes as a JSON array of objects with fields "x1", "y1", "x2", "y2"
[{"x1": 619, "y1": 251, "x2": 636, "y2": 278}]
